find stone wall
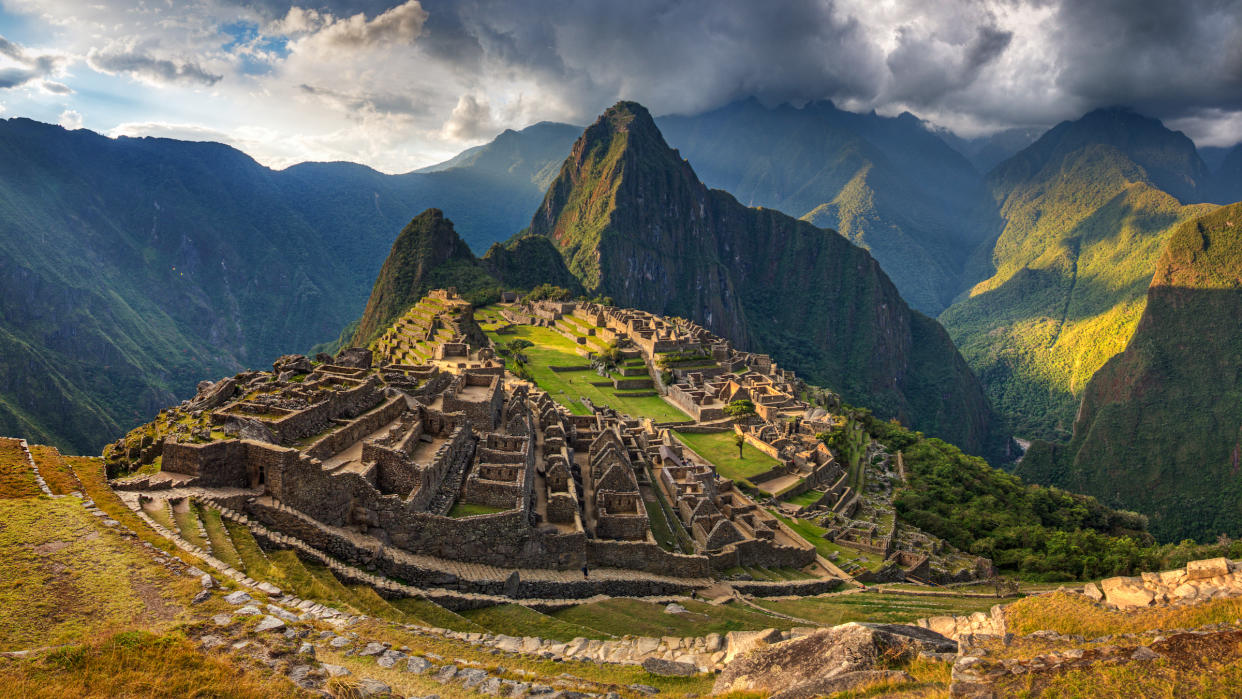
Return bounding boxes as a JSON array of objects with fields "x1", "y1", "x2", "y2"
[
  {"x1": 1093, "y1": 557, "x2": 1242, "y2": 609},
  {"x1": 585, "y1": 539, "x2": 711, "y2": 578},
  {"x1": 305, "y1": 395, "x2": 407, "y2": 461}
]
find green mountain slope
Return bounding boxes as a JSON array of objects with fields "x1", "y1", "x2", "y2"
[
  {"x1": 531, "y1": 101, "x2": 1008, "y2": 459},
  {"x1": 940, "y1": 109, "x2": 1218, "y2": 440},
  {"x1": 656, "y1": 99, "x2": 996, "y2": 314},
  {"x1": 1021, "y1": 203, "x2": 1242, "y2": 541},
  {"x1": 0, "y1": 118, "x2": 574, "y2": 453},
  {"x1": 350, "y1": 209, "x2": 501, "y2": 345},
  {"x1": 350, "y1": 210, "x2": 580, "y2": 346}
]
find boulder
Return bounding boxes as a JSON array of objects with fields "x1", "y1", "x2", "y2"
[
  {"x1": 255, "y1": 615, "x2": 286, "y2": 633},
  {"x1": 273, "y1": 354, "x2": 314, "y2": 376},
  {"x1": 642, "y1": 658, "x2": 697, "y2": 677},
  {"x1": 722, "y1": 627, "x2": 784, "y2": 663},
  {"x1": 1100, "y1": 577, "x2": 1155, "y2": 608},
  {"x1": 334, "y1": 347, "x2": 373, "y2": 369},
  {"x1": 1186, "y1": 558, "x2": 1231, "y2": 581},
  {"x1": 356, "y1": 678, "x2": 392, "y2": 697},
  {"x1": 188, "y1": 377, "x2": 238, "y2": 412},
  {"x1": 770, "y1": 670, "x2": 914, "y2": 699},
  {"x1": 714, "y1": 623, "x2": 955, "y2": 695},
  {"x1": 1082, "y1": 582, "x2": 1103, "y2": 602}
]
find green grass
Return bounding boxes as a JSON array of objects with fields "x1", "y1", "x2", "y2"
[
  {"x1": 753, "y1": 591, "x2": 998, "y2": 626},
  {"x1": 462, "y1": 604, "x2": 613, "y2": 641},
  {"x1": 171, "y1": 504, "x2": 208, "y2": 551},
  {"x1": 143, "y1": 500, "x2": 177, "y2": 532},
  {"x1": 769, "y1": 511, "x2": 886, "y2": 571},
  {"x1": 198, "y1": 508, "x2": 243, "y2": 570},
  {"x1": 389, "y1": 597, "x2": 487, "y2": 633},
  {"x1": 551, "y1": 598, "x2": 795, "y2": 637},
  {"x1": 482, "y1": 317, "x2": 692, "y2": 422},
  {"x1": 672, "y1": 430, "x2": 780, "y2": 482},
  {"x1": 643, "y1": 496, "x2": 678, "y2": 552},
  {"x1": 0, "y1": 438, "x2": 40, "y2": 499},
  {"x1": 448, "y1": 501, "x2": 509, "y2": 518},
  {"x1": 785, "y1": 489, "x2": 826, "y2": 507},
  {"x1": 222, "y1": 519, "x2": 275, "y2": 580},
  {"x1": 0, "y1": 497, "x2": 197, "y2": 649}
]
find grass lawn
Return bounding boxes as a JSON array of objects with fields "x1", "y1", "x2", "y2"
[
  {"x1": 482, "y1": 318, "x2": 691, "y2": 422},
  {"x1": 0, "y1": 437, "x2": 40, "y2": 499},
  {"x1": 754, "y1": 591, "x2": 999, "y2": 626},
  {"x1": 672, "y1": 430, "x2": 780, "y2": 482},
  {"x1": 448, "y1": 501, "x2": 508, "y2": 518},
  {"x1": 462, "y1": 604, "x2": 613, "y2": 642},
  {"x1": 770, "y1": 511, "x2": 887, "y2": 571},
  {"x1": 27, "y1": 445, "x2": 79, "y2": 495},
  {"x1": 785, "y1": 489, "x2": 826, "y2": 507},
  {"x1": 551, "y1": 598, "x2": 796, "y2": 637}
]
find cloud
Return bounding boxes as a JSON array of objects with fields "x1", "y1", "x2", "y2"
[
  {"x1": 57, "y1": 109, "x2": 83, "y2": 129},
  {"x1": 441, "y1": 94, "x2": 495, "y2": 140},
  {"x1": 88, "y1": 48, "x2": 223, "y2": 86},
  {"x1": 275, "y1": 1, "x2": 427, "y2": 53},
  {"x1": 0, "y1": 34, "x2": 68, "y2": 91}
]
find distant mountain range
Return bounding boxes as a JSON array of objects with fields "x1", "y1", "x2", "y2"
[{"x1": 1, "y1": 101, "x2": 1241, "y2": 543}]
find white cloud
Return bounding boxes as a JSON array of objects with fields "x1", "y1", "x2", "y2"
[{"x1": 57, "y1": 108, "x2": 82, "y2": 129}]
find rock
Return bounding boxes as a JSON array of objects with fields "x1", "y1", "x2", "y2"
[
  {"x1": 406, "y1": 656, "x2": 433, "y2": 674},
  {"x1": 714, "y1": 623, "x2": 956, "y2": 695},
  {"x1": 1187, "y1": 558, "x2": 1231, "y2": 581},
  {"x1": 200, "y1": 634, "x2": 225, "y2": 650},
  {"x1": 267, "y1": 604, "x2": 300, "y2": 622},
  {"x1": 628, "y1": 684, "x2": 660, "y2": 695},
  {"x1": 357, "y1": 678, "x2": 393, "y2": 697},
  {"x1": 256, "y1": 581, "x2": 283, "y2": 597},
  {"x1": 200, "y1": 574, "x2": 215, "y2": 589},
  {"x1": 664, "y1": 603, "x2": 688, "y2": 615},
  {"x1": 330, "y1": 635, "x2": 353, "y2": 649},
  {"x1": 224, "y1": 591, "x2": 254, "y2": 605},
  {"x1": 359, "y1": 641, "x2": 390, "y2": 657},
  {"x1": 335, "y1": 347, "x2": 373, "y2": 369},
  {"x1": 722, "y1": 627, "x2": 784, "y2": 663},
  {"x1": 435, "y1": 665, "x2": 458, "y2": 682},
  {"x1": 298, "y1": 642, "x2": 316, "y2": 657},
  {"x1": 235, "y1": 605, "x2": 262, "y2": 616},
  {"x1": 1100, "y1": 577, "x2": 1155, "y2": 608},
  {"x1": 480, "y1": 678, "x2": 503, "y2": 695},
  {"x1": 255, "y1": 615, "x2": 287, "y2": 633},
  {"x1": 1173, "y1": 583, "x2": 1199, "y2": 599},
  {"x1": 1082, "y1": 582, "x2": 1103, "y2": 602},
  {"x1": 771, "y1": 670, "x2": 913, "y2": 699},
  {"x1": 378, "y1": 650, "x2": 407, "y2": 668},
  {"x1": 191, "y1": 589, "x2": 212, "y2": 605},
  {"x1": 459, "y1": 667, "x2": 489, "y2": 687},
  {"x1": 1131, "y1": 646, "x2": 1161, "y2": 661},
  {"x1": 188, "y1": 377, "x2": 238, "y2": 411},
  {"x1": 642, "y1": 657, "x2": 697, "y2": 677},
  {"x1": 212, "y1": 614, "x2": 232, "y2": 626},
  {"x1": 321, "y1": 663, "x2": 352, "y2": 677},
  {"x1": 273, "y1": 354, "x2": 314, "y2": 376}
]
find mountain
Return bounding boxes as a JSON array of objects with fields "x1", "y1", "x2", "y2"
[
  {"x1": 0, "y1": 118, "x2": 574, "y2": 453},
  {"x1": 939, "y1": 108, "x2": 1219, "y2": 440},
  {"x1": 1020, "y1": 203, "x2": 1242, "y2": 541},
  {"x1": 654, "y1": 99, "x2": 996, "y2": 314},
  {"x1": 941, "y1": 126, "x2": 1044, "y2": 173},
  {"x1": 530, "y1": 101, "x2": 1007, "y2": 458},
  {"x1": 349, "y1": 209, "x2": 500, "y2": 345},
  {"x1": 1214, "y1": 144, "x2": 1242, "y2": 204},
  {"x1": 350, "y1": 209, "x2": 578, "y2": 346}
]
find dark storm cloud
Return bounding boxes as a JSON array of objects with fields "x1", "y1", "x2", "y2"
[
  {"x1": 88, "y1": 50, "x2": 223, "y2": 86},
  {"x1": 1050, "y1": 0, "x2": 1242, "y2": 116}
]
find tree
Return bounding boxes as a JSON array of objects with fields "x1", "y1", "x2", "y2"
[
  {"x1": 733, "y1": 432, "x2": 745, "y2": 459},
  {"x1": 724, "y1": 399, "x2": 755, "y2": 418}
]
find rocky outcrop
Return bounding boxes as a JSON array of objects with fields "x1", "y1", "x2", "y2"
[
  {"x1": 712, "y1": 622, "x2": 955, "y2": 695},
  {"x1": 1097, "y1": 557, "x2": 1242, "y2": 609}
]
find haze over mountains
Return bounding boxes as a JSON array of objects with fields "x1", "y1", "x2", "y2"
[{"x1": 1, "y1": 98, "x2": 1240, "y2": 543}]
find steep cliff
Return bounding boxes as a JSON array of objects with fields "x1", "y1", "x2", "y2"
[
  {"x1": 1021, "y1": 202, "x2": 1242, "y2": 541},
  {"x1": 530, "y1": 102, "x2": 1007, "y2": 458}
]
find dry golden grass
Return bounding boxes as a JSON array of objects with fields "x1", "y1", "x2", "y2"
[
  {"x1": 0, "y1": 629, "x2": 309, "y2": 698},
  {"x1": 0, "y1": 497, "x2": 198, "y2": 649},
  {"x1": 998, "y1": 655, "x2": 1242, "y2": 698},
  {"x1": 1006, "y1": 591, "x2": 1242, "y2": 637},
  {"x1": 27, "y1": 445, "x2": 80, "y2": 495},
  {"x1": 0, "y1": 437, "x2": 40, "y2": 499}
]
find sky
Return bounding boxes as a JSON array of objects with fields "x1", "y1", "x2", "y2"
[{"x1": 0, "y1": 0, "x2": 1239, "y2": 173}]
